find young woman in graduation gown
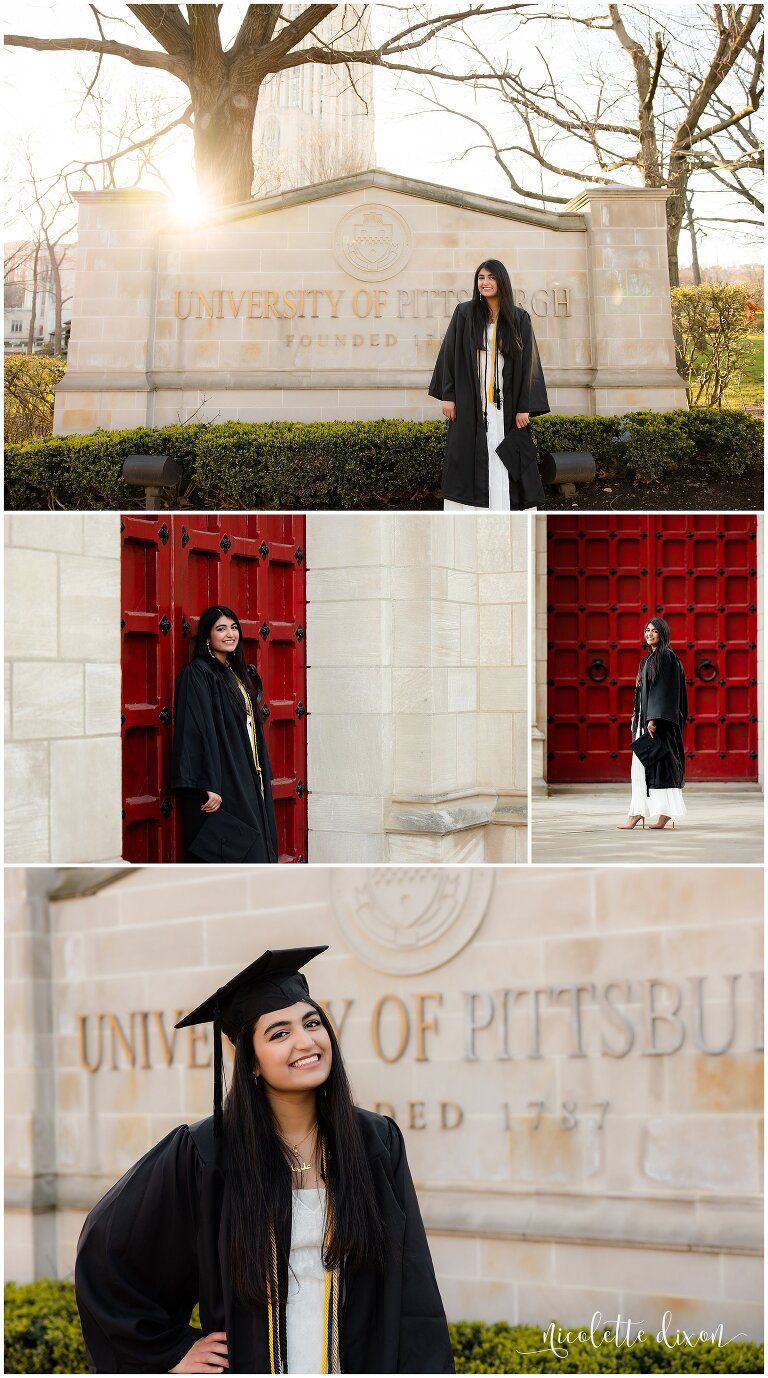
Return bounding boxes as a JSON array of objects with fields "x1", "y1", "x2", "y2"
[
  {"x1": 619, "y1": 617, "x2": 688, "y2": 831},
  {"x1": 171, "y1": 605, "x2": 278, "y2": 864},
  {"x1": 429, "y1": 258, "x2": 550, "y2": 511},
  {"x1": 75, "y1": 947, "x2": 455, "y2": 1376}
]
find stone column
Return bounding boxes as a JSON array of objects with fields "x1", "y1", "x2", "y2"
[
  {"x1": 565, "y1": 187, "x2": 687, "y2": 414},
  {"x1": 4, "y1": 514, "x2": 122, "y2": 863},
  {"x1": 54, "y1": 190, "x2": 167, "y2": 435},
  {"x1": 5, "y1": 868, "x2": 57, "y2": 1282},
  {"x1": 306, "y1": 513, "x2": 528, "y2": 862},
  {"x1": 531, "y1": 514, "x2": 548, "y2": 795},
  {"x1": 758, "y1": 515, "x2": 764, "y2": 787}
]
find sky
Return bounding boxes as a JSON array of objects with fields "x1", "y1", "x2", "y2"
[{"x1": 3, "y1": 1, "x2": 763, "y2": 266}]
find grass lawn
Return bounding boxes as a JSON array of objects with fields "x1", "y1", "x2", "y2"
[{"x1": 723, "y1": 332, "x2": 764, "y2": 408}]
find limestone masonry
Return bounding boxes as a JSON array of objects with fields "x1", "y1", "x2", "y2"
[{"x1": 54, "y1": 171, "x2": 686, "y2": 433}]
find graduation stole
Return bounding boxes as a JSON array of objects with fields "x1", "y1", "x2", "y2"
[
  {"x1": 480, "y1": 318, "x2": 501, "y2": 431},
  {"x1": 229, "y1": 667, "x2": 264, "y2": 794},
  {"x1": 265, "y1": 1142, "x2": 341, "y2": 1375}
]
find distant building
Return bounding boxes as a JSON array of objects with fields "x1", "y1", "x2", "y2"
[
  {"x1": 4, "y1": 240, "x2": 75, "y2": 355},
  {"x1": 252, "y1": 5, "x2": 375, "y2": 195}
]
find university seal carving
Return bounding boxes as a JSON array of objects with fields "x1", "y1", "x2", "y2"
[
  {"x1": 330, "y1": 868, "x2": 494, "y2": 973},
  {"x1": 333, "y1": 204, "x2": 413, "y2": 281}
]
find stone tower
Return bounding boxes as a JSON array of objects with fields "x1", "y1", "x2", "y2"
[{"x1": 252, "y1": 5, "x2": 375, "y2": 196}]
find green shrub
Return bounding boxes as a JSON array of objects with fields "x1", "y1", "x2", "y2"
[
  {"x1": 192, "y1": 419, "x2": 447, "y2": 509},
  {"x1": 4, "y1": 355, "x2": 67, "y2": 444},
  {"x1": 682, "y1": 408, "x2": 764, "y2": 477},
  {"x1": 530, "y1": 414, "x2": 622, "y2": 470},
  {"x1": 5, "y1": 1285, "x2": 763, "y2": 1374},
  {"x1": 612, "y1": 410, "x2": 698, "y2": 484},
  {"x1": 4, "y1": 412, "x2": 762, "y2": 510},
  {"x1": 448, "y1": 1319, "x2": 764, "y2": 1373},
  {"x1": 3, "y1": 424, "x2": 203, "y2": 511},
  {"x1": 671, "y1": 282, "x2": 755, "y2": 407},
  {"x1": 4, "y1": 1281, "x2": 87, "y2": 1374}
]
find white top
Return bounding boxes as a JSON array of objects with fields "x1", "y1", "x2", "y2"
[{"x1": 286, "y1": 1188, "x2": 329, "y2": 1374}]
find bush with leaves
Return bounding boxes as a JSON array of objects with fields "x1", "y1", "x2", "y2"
[
  {"x1": 5, "y1": 412, "x2": 763, "y2": 510},
  {"x1": 449, "y1": 1319, "x2": 764, "y2": 1373},
  {"x1": 4, "y1": 1281, "x2": 87, "y2": 1375},
  {"x1": 671, "y1": 283, "x2": 754, "y2": 408},
  {"x1": 5, "y1": 1284, "x2": 764, "y2": 1375},
  {"x1": 4, "y1": 355, "x2": 67, "y2": 443}
]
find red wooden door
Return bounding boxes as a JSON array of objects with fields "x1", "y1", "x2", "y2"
[
  {"x1": 121, "y1": 515, "x2": 307, "y2": 862},
  {"x1": 546, "y1": 515, "x2": 758, "y2": 783},
  {"x1": 121, "y1": 517, "x2": 175, "y2": 862}
]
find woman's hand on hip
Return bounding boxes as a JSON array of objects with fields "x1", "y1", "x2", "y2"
[
  {"x1": 442, "y1": 401, "x2": 456, "y2": 421},
  {"x1": 201, "y1": 791, "x2": 222, "y2": 813},
  {"x1": 647, "y1": 720, "x2": 656, "y2": 736},
  {"x1": 515, "y1": 412, "x2": 530, "y2": 428},
  {"x1": 170, "y1": 1331, "x2": 228, "y2": 1373}
]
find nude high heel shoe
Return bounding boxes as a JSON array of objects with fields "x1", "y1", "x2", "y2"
[
  {"x1": 648, "y1": 815, "x2": 675, "y2": 830},
  {"x1": 617, "y1": 815, "x2": 645, "y2": 830}
]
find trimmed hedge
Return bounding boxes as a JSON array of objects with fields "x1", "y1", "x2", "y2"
[
  {"x1": 4, "y1": 411, "x2": 763, "y2": 510},
  {"x1": 5, "y1": 1281, "x2": 87, "y2": 1374},
  {"x1": 5, "y1": 1283, "x2": 764, "y2": 1374},
  {"x1": 450, "y1": 1320, "x2": 765, "y2": 1373}
]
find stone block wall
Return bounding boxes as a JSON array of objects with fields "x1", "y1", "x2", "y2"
[
  {"x1": 54, "y1": 177, "x2": 687, "y2": 433},
  {"x1": 4, "y1": 516, "x2": 122, "y2": 863},
  {"x1": 307, "y1": 513, "x2": 528, "y2": 862},
  {"x1": 566, "y1": 188, "x2": 683, "y2": 414}
]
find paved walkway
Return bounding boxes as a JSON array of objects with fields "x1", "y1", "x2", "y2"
[{"x1": 532, "y1": 787, "x2": 764, "y2": 865}]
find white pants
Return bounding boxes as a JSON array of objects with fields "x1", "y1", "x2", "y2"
[
  {"x1": 628, "y1": 732, "x2": 687, "y2": 819},
  {"x1": 444, "y1": 401, "x2": 514, "y2": 512}
]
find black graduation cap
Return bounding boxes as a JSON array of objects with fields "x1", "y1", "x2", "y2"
[
  {"x1": 631, "y1": 732, "x2": 672, "y2": 769},
  {"x1": 175, "y1": 946, "x2": 328, "y2": 1136}
]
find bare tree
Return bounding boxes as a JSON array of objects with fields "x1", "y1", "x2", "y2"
[
  {"x1": 408, "y1": 4, "x2": 763, "y2": 284},
  {"x1": 60, "y1": 74, "x2": 190, "y2": 195},
  {"x1": 5, "y1": 4, "x2": 530, "y2": 207},
  {"x1": 11, "y1": 154, "x2": 77, "y2": 354}
]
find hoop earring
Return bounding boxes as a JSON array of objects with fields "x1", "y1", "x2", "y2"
[{"x1": 206, "y1": 641, "x2": 216, "y2": 661}]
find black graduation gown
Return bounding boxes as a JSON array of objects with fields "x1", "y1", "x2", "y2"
[
  {"x1": 428, "y1": 300, "x2": 550, "y2": 508},
  {"x1": 171, "y1": 658, "x2": 278, "y2": 864},
  {"x1": 75, "y1": 1110, "x2": 455, "y2": 1375},
  {"x1": 631, "y1": 651, "x2": 688, "y2": 791}
]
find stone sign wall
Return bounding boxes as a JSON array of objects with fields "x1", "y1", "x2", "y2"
[
  {"x1": 54, "y1": 171, "x2": 687, "y2": 433},
  {"x1": 5, "y1": 864, "x2": 763, "y2": 1337}
]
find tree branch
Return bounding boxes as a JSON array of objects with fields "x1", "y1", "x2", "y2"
[
  {"x1": 229, "y1": 5, "x2": 282, "y2": 63},
  {"x1": 125, "y1": 4, "x2": 191, "y2": 58},
  {"x1": 644, "y1": 31, "x2": 666, "y2": 111},
  {"x1": 689, "y1": 96, "x2": 764, "y2": 145},
  {"x1": 62, "y1": 102, "x2": 193, "y2": 190},
  {"x1": 4, "y1": 32, "x2": 187, "y2": 80}
]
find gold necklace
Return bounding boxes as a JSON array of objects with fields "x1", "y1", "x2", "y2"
[{"x1": 281, "y1": 1124, "x2": 317, "y2": 1176}]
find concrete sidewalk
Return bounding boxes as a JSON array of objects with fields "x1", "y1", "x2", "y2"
[{"x1": 531, "y1": 786, "x2": 764, "y2": 865}]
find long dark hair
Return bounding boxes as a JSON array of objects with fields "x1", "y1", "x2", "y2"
[
  {"x1": 225, "y1": 1000, "x2": 387, "y2": 1308},
  {"x1": 643, "y1": 616, "x2": 673, "y2": 685},
  {"x1": 470, "y1": 258, "x2": 523, "y2": 355},
  {"x1": 192, "y1": 604, "x2": 263, "y2": 715}
]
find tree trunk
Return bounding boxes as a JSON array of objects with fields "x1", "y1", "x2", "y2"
[
  {"x1": 684, "y1": 191, "x2": 701, "y2": 285},
  {"x1": 190, "y1": 79, "x2": 261, "y2": 205},
  {"x1": 44, "y1": 237, "x2": 64, "y2": 353},
  {"x1": 664, "y1": 151, "x2": 690, "y2": 289},
  {"x1": 25, "y1": 240, "x2": 40, "y2": 354}
]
